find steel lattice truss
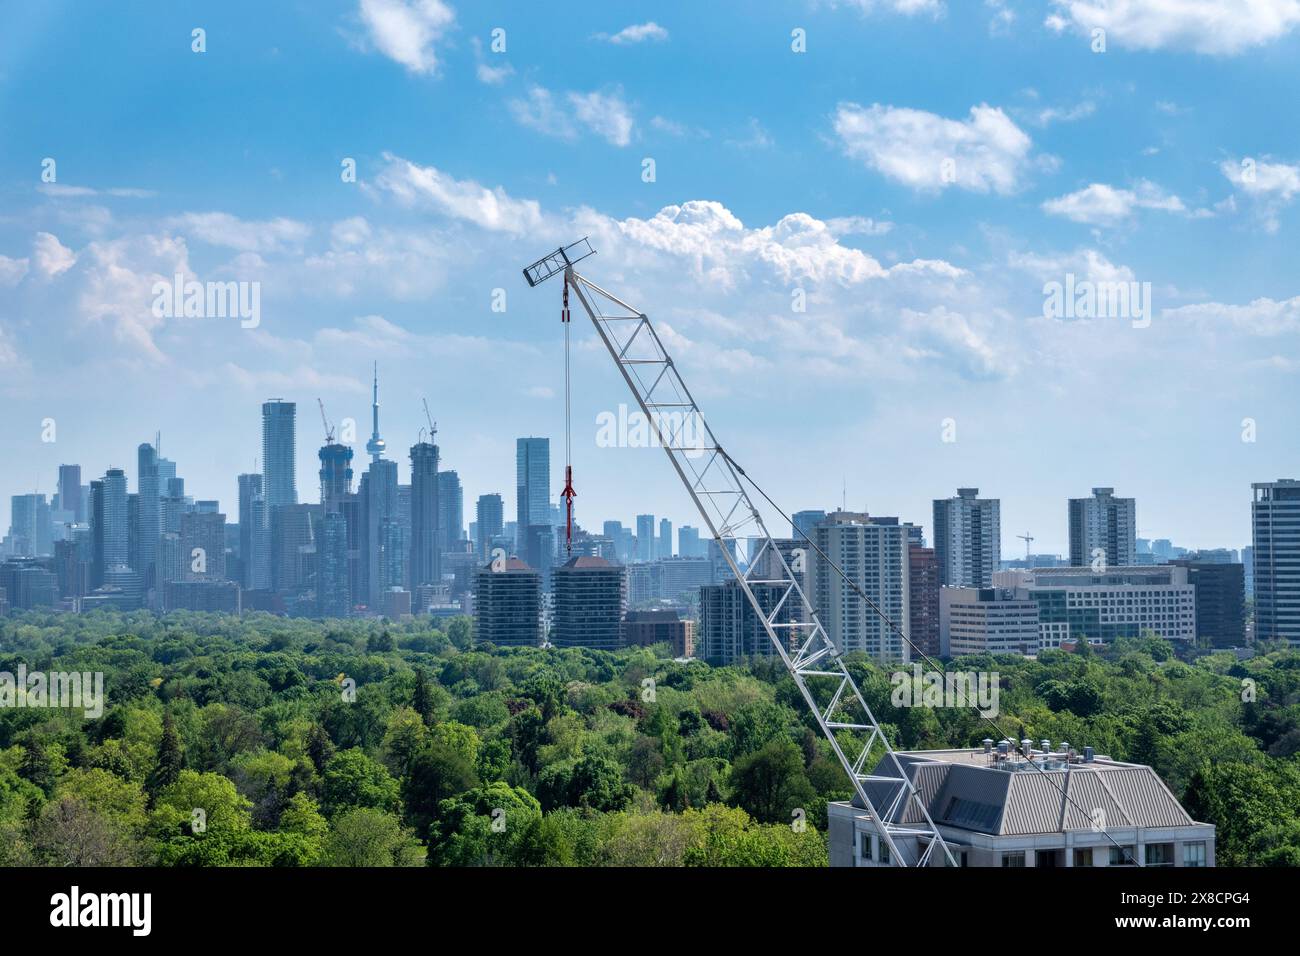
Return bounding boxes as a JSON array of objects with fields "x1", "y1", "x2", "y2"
[{"x1": 565, "y1": 267, "x2": 956, "y2": 867}]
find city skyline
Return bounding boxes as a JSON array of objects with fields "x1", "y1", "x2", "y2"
[{"x1": 4, "y1": 3, "x2": 1298, "y2": 556}]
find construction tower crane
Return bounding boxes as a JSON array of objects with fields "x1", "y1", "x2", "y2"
[
  {"x1": 1017, "y1": 532, "x2": 1034, "y2": 563},
  {"x1": 523, "y1": 239, "x2": 956, "y2": 867},
  {"x1": 422, "y1": 398, "x2": 437, "y2": 443},
  {"x1": 317, "y1": 398, "x2": 335, "y2": 444}
]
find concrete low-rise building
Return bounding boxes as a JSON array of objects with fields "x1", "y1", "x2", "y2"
[
  {"x1": 829, "y1": 745, "x2": 1214, "y2": 868},
  {"x1": 940, "y1": 586, "x2": 1040, "y2": 656}
]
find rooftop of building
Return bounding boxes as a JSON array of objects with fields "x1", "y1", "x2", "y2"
[
  {"x1": 559, "y1": 555, "x2": 616, "y2": 570},
  {"x1": 846, "y1": 746, "x2": 1204, "y2": 837},
  {"x1": 479, "y1": 556, "x2": 534, "y2": 573}
]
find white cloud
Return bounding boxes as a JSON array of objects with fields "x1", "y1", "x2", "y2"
[
  {"x1": 833, "y1": 102, "x2": 1033, "y2": 194},
  {"x1": 1220, "y1": 157, "x2": 1300, "y2": 232},
  {"x1": 0, "y1": 254, "x2": 29, "y2": 286},
  {"x1": 168, "y1": 212, "x2": 311, "y2": 253},
  {"x1": 371, "y1": 153, "x2": 545, "y2": 234},
  {"x1": 357, "y1": 0, "x2": 455, "y2": 74},
  {"x1": 37, "y1": 183, "x2": 156, "y2": 198},
  {"x1": 33, "y1": 232, "x2": 76, "y2": 277},
  {"x1": 1220, "y1": 157, "x2": 1300, "y2": 199},
  {"x1": 1045, "y1": 0, "x2": 1300, "y2": 55},
  {"x1": 830, "y1": 0, "x2": 945, "y2": 15},
  {"x1": 1165, "y1": 295, "x2": 1300, "y2": 335},
  {"x1": 1041, "y1": 180, "x2": 1190, "y2": 224},
  {"x1": 568, "y1": 90, "x2": 635, "y2": 146},
  {"x1": 476, "y1": 61, "x2": 513, "y2": 85},
  {"x1": 509, "y1": 86, "x2": 635, "y2": 147},
  {"x1": 1030, "y1": 100, "x2": 1096, "y2": 126},
  {"x1": 599, "y1": 22, "x2": 669, "y2": 44}
]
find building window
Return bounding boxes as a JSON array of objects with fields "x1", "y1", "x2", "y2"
[
  {"x1": 1109, "y1": 845, "x2": 1137, "y2": 866},
  {"x1": 1145, "y1": 843, "x2": 1174, "y2": 867},
  {"x1": 1184, "y1": 842, "x2": 1206, "y2": 868},
  {"x1": 1074, "y1": 848, "x2": 1093, "y2": 867},
  {"x1": 859, "y1": 832, "x2": 872, "y2": 861},
  {"x1": 1002, "y1": 851, "x2": 1026, "y2": 867},
  {"x1": 879, "y1": 840, "x2": 891, "y2": 865}
]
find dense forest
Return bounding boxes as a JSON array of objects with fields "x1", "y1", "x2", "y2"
[{"x1": 1, "y1": 610, "x2": 1297, "y2": 867}]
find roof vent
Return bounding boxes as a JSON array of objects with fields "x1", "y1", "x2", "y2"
[
  {"x1": 982, "y1": 738, "x2": 994, "y2": 753},
  {"x1": 1040, "y1": 739, "x2": 1051, "y2": 753}
]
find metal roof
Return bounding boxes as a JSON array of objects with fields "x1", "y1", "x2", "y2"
[{"x1": 856, "y1": 749, "x2": 1198, "y2": 836}]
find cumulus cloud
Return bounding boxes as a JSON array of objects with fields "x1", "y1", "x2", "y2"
[
  {"x1": 357, "y1": 0, "x2": 455, "y2": 74},
  {"x1": 1041, "y1": 181, "x2": 1193, "y2": 225},
  {"x1": 597, "y1": 22, "x2": 669, "y2": 44},
  {"x1": 1164, "y1": 294, "x2": 1300, "y2": 335},
  {"x1": 833, "y1": 102, "x2": 1034, "y2": 194},
  {"x1": 168, "y1": 213, "x2": 311, "y2": 253},
  {"x1": 33, "y1": 232, "x2": 77, "y2": 277},
  {"x1": 1220, "y1": 156, "x2": 1300, "y2": 232},
  {"x1": 0, "y1": 254, "x2": 30, "y2": 286},
  {"x1": 510, "y1": 86, "x2": 635, "y2": 147},
  {"x1": 1045, "y1": 0, "x2": 1300, "y2": 55},
  {"x1": 371, "y1": 153, "x2": 545, "y2": 234}
]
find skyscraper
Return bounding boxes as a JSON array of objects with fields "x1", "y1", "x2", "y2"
[
  {"x1": 516, "y1": 437, "x2": 550, "y2": 548},
  {"x1": 476, "y1": 493, "x2": 504, "y2": 560},
  {"x1": 1252, "y1": 479, "x2": 1300, "y2": 644},
  {"x1": 57, "y1": 465, "x2": 84, "y2": 523},
  {"x1": 238, "y1": 473, "x2": 270, "y2": 590},
  {"x1": 262, "y1": 400, "x2": 298, "y2": 510},
  {"x1": 181, "y1": 510, "x2": 226, "y2": 581},
  {"x1": 636, "y1": 514, "x2": 655, "y2": 562},
  {"x1": 409, "y1": 439, "x2": 440, "y2": 587},
  {"x1": 100, "y1": 468, "x2": 129, "y2": 572},
  {"x1": 438, "y1": 470, "x2": 463, "y2": 552},
  {"x1": 319, "y1": 441, "x2": 354, "y2": 515},
  {"x1": 318, "y1": 510, "x2": 350, "y2": 617},
  {"x1": 658, "y1": 518, "x2": 673, "y2": 559},
  {"x1": 1068, "y1": 487, "x2": 1137, "y2": 568},
  {"x1": 932, "y1": 487, "x2": 1000, "y2": 587},
  {"x1": 136, "y1": 442, "x2": 161, "y2": 587},
  {"x1": 678, "y1": 525, "x2": 703, "y2": 559}
]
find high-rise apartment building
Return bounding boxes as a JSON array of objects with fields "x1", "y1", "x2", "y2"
[
  {"x1": 1252, "y1": 479, "x2": 1300, "y2": 644},
  {"x1": 658, "y1": 518, "x2": 673, "y2": 559},
  {"x1": 1068, "y1": 487, "x2": 1137, "y2": 568},
  {"x1": 262, "y1": 400, "x2": 298, "y2": 510},
  {"x1": 551, "y1": 556, "x2": 626, "y2": 650},
  {"x1": 438, "y1": 471, "x2": 463, "y2": 553},
  {"x1": 908, "y1": 544, "x2": 941, "y2": 658},
  {"x1": 474, "y1": 557, "x2": 542, "y2": 646},
  {"x1": 932, "y1": 488, "x2": 1000, "y2": 587},
  {"x1": 807, "y1": 511, "x2": 910, "y2": 663}
]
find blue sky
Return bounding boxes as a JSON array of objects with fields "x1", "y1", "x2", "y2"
[{"x1": 1, "y1": 0, "x2": 1298, "y2": 554}]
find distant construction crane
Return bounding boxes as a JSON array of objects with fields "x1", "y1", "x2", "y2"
[
  {"x1": 317, "y1": 398, "x2": 335, "y2": 444},
  {"x1": 1017, "y1": 532, "x2": 1034, "y2": 563},
  {"x1": 422, "y1": 398, "x2": 437, "y2": 444}
]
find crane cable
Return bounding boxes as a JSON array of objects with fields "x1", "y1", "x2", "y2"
[{"x1": 561, "y1": 277, "x2": 576, "y2": 556}]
